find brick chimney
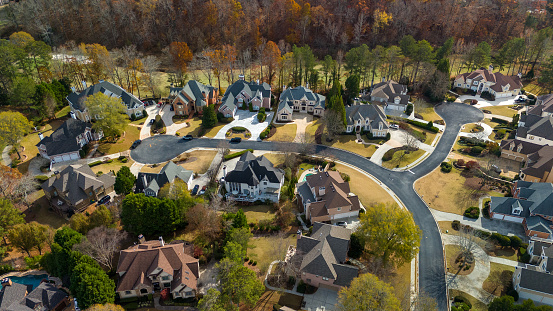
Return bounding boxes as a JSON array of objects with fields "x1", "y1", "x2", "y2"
[
  {"x1": 38, "y1": 132, "x2": 44, "y2": 141},
  {"x1": 138, "y1": 234, "x2": 145, "y2": 244}
]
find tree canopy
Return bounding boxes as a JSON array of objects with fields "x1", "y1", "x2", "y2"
[
  {"x1": 0, "y1": 112, "x2": 32, "y2": 159},
  {"x1": 202, "y1": 105, "x2": 218, "y2": 128},
  {"x1": 336, "y1": 273, "x2": 401, "y2": 311},
  {"x1": 114, "y1": 166, "x2": 136, "y2": 195},
  {"x1": 85, "y1": 92, "x2": 128, "y2": 139},
  {"x1": 0, "y1": 198, "x2": 25, "y2": 245}
]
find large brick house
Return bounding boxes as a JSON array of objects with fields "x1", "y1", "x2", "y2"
[
  {"x1": 296, "y1": 171, "x2": 361, "y2": 224},
  {"x1": 453, "y1": 68, "x2": 522, "y2": 98},
  {"x1": 276, "y1": 86, "x2": 325, "y2": 122},
  {"x1": 36, "y1": 118, "x2": 103, "y2": 164},
  {"x1": 116, "y1": 238, "x2": 199, "y2": 300},
  {"x1": 66, "y1": 81, "x2": 144, "y2": 121},
  {"x1": 219, "y1": 77, "x2": 272, "y2": 118},
  {"x1": 489, "y1": 180, "x2": 553, "y2": 239},
  {"x1": 170, "y1": 80, "x2": 218, "y2": 116},
  {"x1": 41, "y1": 163, "x2": 115, "y2": 215},
  {"x1": 513, "y1": 238, "x2": 553, "y2": 306},
  {"x1": 296, "y1": 223, "x2": 358, "y2": 291}
]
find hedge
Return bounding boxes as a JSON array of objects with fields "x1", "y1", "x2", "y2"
[
  {"x1": 88, "y1": 160, "x2": 103, "y2": 167},
  {"x1": 440, "y1": 162, "x2": 452, "y2": 173},
  {"x1": 35, "y1": 175, "x2": 49, "y2": 182},
  {"x1": 453, "y1": 296, "x2": 472, "y2": 309},
  {"x1": 405, "y1": 119, "x2": 439, "y2": 133},
  {"x1": 224, "y1": 149, "x2": 254, "y2": 161},
  {"x1": 464, "y1": 206, "x2": 480, "y2": 219},
  {"x1": 491, "y1": 117, "x2": 509, "y2": 124}
]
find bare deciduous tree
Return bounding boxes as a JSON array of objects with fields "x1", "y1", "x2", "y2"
[
  {"x1": 74, "y1": 226, "x2": 128, "y2": 270},
  {"x1": 187, "y1": 204, "x2": 222, "y2": 242},
  {"x1": 323, "y1": 110, "x2": 345, "y2": 141},
  {"x1": 208, "y1": 193, "x2": 235, "y2": 212},
  {"x1": 403, "y1": 128, "x2": 420, "y2": 151}
]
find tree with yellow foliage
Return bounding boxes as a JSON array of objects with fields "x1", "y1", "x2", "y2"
[
  {"x1": 336, "y1": 273, "x2": 401, "y2": 311},
  {"x1": 85, "y1": 93, "x2": 128, "y2": 140},
  {"x1": 0, "y1": 111, "x2": 31, "y2": 159}
]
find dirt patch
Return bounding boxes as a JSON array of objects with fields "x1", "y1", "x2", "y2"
[{"x1": 446, "y1": 245, "x2": 475, "y2": 276}]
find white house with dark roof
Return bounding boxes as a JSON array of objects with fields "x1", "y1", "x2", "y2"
[
  {"x1": 454, "y1": 68, "x2": 523, "y2": 98},
  {"x1": 276, "y1": 86, "x2": 325, "y2": 122},
  {"x1": 223, "y1": 151, "x2": 284, "y2": 203},
  {"x1": 66, "y1": 80, "x2": 145, "y2": 121},
  {"x1": 295, "y1": 222, "x2": 358, "y2": 291},
  {"x1": 513, "y1": 237, "x2": 553, "y2": 306},
  {"x1": 368, "y1": 80, "x2": 410, "y2": 112},
  {"x1": 345, "y1": 103, "x2": 389, "y2": 136},
  {"x1": 135, "y1": 162, "x2": 193, "y2": 196},
  {"x1": 219, "y1": 77, "x2": 271, "y2": 118},
  {"x1": 489, "y1": 180, "x2": 553, "y2": 239}
]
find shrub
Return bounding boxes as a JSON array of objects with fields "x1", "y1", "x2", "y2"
[
  {"x1": 453, "y1": 296, "x2": 472, "y2": 309},
  {"x1": 463, "y1": 206, "x2": 480, "y2": 219},
  {"x1": 440, "y1": 162, "x2": 452, "y2": 173},
  {"x1": 482, "y1": 201, "x2": 491, "y2": 218},
  {"x1": 507, "y1": 289, "x2": 519, "y2": 301},
  {"x1": 406, "y1": 119, "x2": 439, "y2": 133},
  {"x1": 273, "y1": 304, "x2": 282, "y2": 311},
  {"x1": 509, "y1": 236, "x2": 523, "y2": 249},
  {"x1": 249, "y1": 102, "x2": 254, "y2": 112},
  {"x1": 470, "y1": 146, "x2": 484, "y2": 155},
  {"x1": 224, "y1": 149, "x2": 254, "y2": 160},
  {"x1": 121, "y1": 158, "x2": 128, "y2": 163},
  {"x1": 491, "y1": 117, "x2": 509, "y2": 124},
  {"x1": 496, "y1": 129, "x2": 507, "y2": 139},
  {"x1": 0, "y1": 264, "x2": 14, "y2": 274},
  {"x1": 492, "y1": 233, "x2": 511, "y2": 247},
  {"x1": 35, "y1": 175, "x2": 49, "y2": 182},
  {"x1": 452, "y1": 220, "x2": 461, "y2": 230},
  {"x1": 456, "y1": 159, "x2": 465, "y2": 166},
  {"x1": 296, "y1": 281, "x2": 307, "y2": 294},
  {"x1": 385, "y1": 133, "x2": 391, "y2": 140},
  {"x1": 257, "y1": 112, "x2": 266, "y2": 122},
  {"x1": 252, "y1": 261, "x2": 257, "y2": 266},
  {"x1": 88, "y1": 160, "x2": 103, "y2": 167},
  {"x1": 405, "y1": 103, "x2": 413, "y2": 116}
]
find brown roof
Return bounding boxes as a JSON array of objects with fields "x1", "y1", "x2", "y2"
[
  {"x1": 522, "y1": 146, "x2": 553, "y2": 179},
  {"x1": 116, "y1": 241, "x2": 199, "y2": 293},
  {"x1": 304, "y1": 171, "x2": 359, "y2": 219},
  {"x1": 500, "y1": 139, "x2": 543, "y2": 155},
  {"x1": 455, "y1": 70, "x2": 522, "y2": 92}
]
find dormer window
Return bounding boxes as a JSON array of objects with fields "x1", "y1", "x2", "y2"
[
  {"x1": 510, "y1": 143, "x2": 515, "y2": 151},
  {"x1": 517, "y1": 144, "x2": 523, "y2": 153}
]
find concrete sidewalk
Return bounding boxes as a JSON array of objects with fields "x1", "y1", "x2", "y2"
[{"x1": 2, "y1": 145, "x2": 11, "y2": 166}]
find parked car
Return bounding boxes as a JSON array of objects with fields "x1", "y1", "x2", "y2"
[
  {"x1": 192, "y1": 185, "x2": 200, "y2": 195},
  {"x1": 199, "y1": 185, "x2": 207, "y2": 195},
  {"x1": 482, "y1": 110, "x2": 492, "y2": 114},
  {"x1": 335, "y1": 221, "x2": 347, "y2": 228},
  {"x1": 170, "y1": 106, "x2": 174, "y2": 111},
  {"x1": 491, "y1": 164, "x2": 502, "y2": 174},
  {"x1": 98, "y1": 195, "x2": 111, "y2": 205},
  {"x1": 230, "y1": 137, "x2": 242, "y2": 143},
  {"x1": 182, "y1": 135, "x2": 193, "y2": 140},
  {"x1": 130, "y1": 140, "x2": 142, "y2": 149},
  {"x1": 149, "y1": 119, "x2": 155, "y2": 125},
  {"x1": 389, "y1": 124, "x2": 399, "y2": 130},
  {"x1": 515, "y1": 96, "x2": 527, "y2": 103}
]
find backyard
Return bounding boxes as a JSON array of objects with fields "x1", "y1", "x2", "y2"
[
  {"x1": 252, "y1": 290, "x2": 303, "y2": 311},
  {"x1": 241, "y1": 205, "x2": 276, "y2": 223},
  {"x1": 267, "y1": 124, "x2": 297, "y2": 142},
  {"x1": 248, "y1": 234, "x2": 297, "y2": 275},
  {"x1": 177, "y1": 150, "x2": 217, "y2": 174}
]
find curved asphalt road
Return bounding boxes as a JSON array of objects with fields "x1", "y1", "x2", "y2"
[{"x1": 131, "y1": 102, "x2": 484, "y2": 309}]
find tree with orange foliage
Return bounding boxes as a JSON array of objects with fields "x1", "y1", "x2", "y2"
[
  {"x1": 168, "y1": 42, "x2": 193, "y2": 87},
  {"x1": 263, "y1": 41, "x2": 281, "y2": 85},
  {"x1": 80, "y1": 43, "x2": 110, "y2": 84}
]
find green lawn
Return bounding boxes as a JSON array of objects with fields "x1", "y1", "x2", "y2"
[
  {"x1": 524, "y1": 81, "x2": 548, "y2": 96},
  {"x1": 249, "y1": 234, "x2": 297, "y2": 275},
  {"x1": 267, "y1": 124, "x2": 297, "y2": 142},
  {"x1": 90, "y1": 158, "x2": 134, "y2": 175},
  {"x1": 321, "y1": 134, "x2": 377, "y2": 158},
  {"x1": 483, "y1": 105, "x2": 517, "y2": 118},
  {"x1": 176, "y1": 118, "x2": 203, "y2": 137},
  {"x1": 414, "y1": 99, "x2": 443, "y2": 122},
  {"x1": 203, "y1": 123, "x2": 227, "y2": 138},
  {"x1": 55, "y1": 105, "x2": 71, "y2": 118},
  {"x1": 483, "y1": 263, "x2": 515, "y2": 296},
  {"x1": 16, "y1": 119, "x2": 64, "y2": 171},
  {"x1": 382, "y1": 148, "x2": 426, "y2": 169},
  {"x1": 97, "y1": 124, "x2": 140, "y2": 154}
]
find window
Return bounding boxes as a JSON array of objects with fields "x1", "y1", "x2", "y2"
[
  {"x1": 185, "y1": 271, "x2": 189, "y2": 275},
  {"x1": 125, "y1": 291, "x2": 132, "y2": 295},
  {"x1": 457, "y1": 84, "x2": 461, "y2": 87},
  {"x1": 337, "y1": 207, "x2": 341, "y2": 211},
  {"x1": 322, "y1": 277, "x2": 329, "y2": 281},
  {"x1": 140, "y1": 288, "x2": 148, "y2": 294},
  {"x1": 162, "y1": 276, "x2": 169, "y2": 281},
  {"x1": 163, "y1": 283, "x2": 171, "y2": 288}
]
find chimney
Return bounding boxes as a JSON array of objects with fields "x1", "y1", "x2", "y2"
[
  {"x1": 239, "y1": 74, "x2": 245, "y2": 81},
  {"x1": 159, "y1": 236, "x2": 164, "y2": 247},
  {"x1": 54, "y1": 171, "x2": 60, "y2": 179},
  {"x1": 223, "y1": 165, "x2": 227, "y2": 177},
  {"x1": 488, "y1": 65, "x2": 494, "y2": 73},
  {"x1": 81, "y1": 81, "x2": 87, "y2": 89},
  {"x1": 306, "y1": 82, "x2": 309, "y2": 89},
  {"x1": 99, "y1": 79, "x2": 104, "y2": 83},
  {"x1": 70, "y1": 112, "x2": 76, "y2": 119},
  {"x1": 138, "y1": 234, "x2": 145, "y2": 244},
  {"x1": 202, "y1": 91, "x2": 206, "y2": 99},
  {"x1": 319, "y1": 187, "x2": 325, "y2": 196},
  {"x1": 297, "y1": 229, "x2": 302, "y2": 240},
  {"x1": 38, "y1": 132, "x2": 44, "y2": 141},
  {"x1": 1, "y1": 278, "x2": 12, "y2": 288},
  {"x1": 256, "y1": 79, "x2": 259, "y2": 85},
  {"x1": 71, "y1": 86, "x2": 76, "y2": 92}
]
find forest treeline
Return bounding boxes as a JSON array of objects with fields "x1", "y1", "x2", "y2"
[{"x1": 3, "y1": 0, "x2": 552, "y2": 55}]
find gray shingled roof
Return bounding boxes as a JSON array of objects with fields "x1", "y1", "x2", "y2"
[
  {"x1": 66, "y1": 81, "x2": 143, "y2": 112},
  {"x1": 36, "y1": 118, "x2": 93, "y2": 156},
  {"x1": 370, "y1": 80, "x2": 409, "y2": 105},
  {"x1": 345, "y1": 104, "x2": 388, "y2": 129},
  {"x1": 499, "y1": 139, "x2": 543, "y2": 156},
  {"x1": 220, "y1": 80, "x2": 271, "y2": 112},
  {"x1": 224, "y1": 152, "x2": 284, "y2": 187},
  {"x1": 279, "y1": 86, "x2": 325, "y2": 108},
  {"x1": 176, "y1": 80, "x2": 217, "y2": 108},
  {"x1": 520, "y1": 267, "x2": 553, "y2": 294},
  {"x1": 135, "y1": 162, "x2": 193, "y2": 196},
  {"x1": 297, "y1": 223, "x2": 358, "y2": 286},
  {"x1": 0, "y1": 283, "x2": 30, "y2": 310}
]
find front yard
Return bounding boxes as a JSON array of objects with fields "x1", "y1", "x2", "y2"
[
  {"x1": 97, "y1": 124, "x2": 140, "y2": 154},
  {"x1": 483, "y1": 263, "x2": 515, "y2": 296},
  {"x1": 480, "y1": 105, "x2": 517, "y2": 118},
  {"x1": 267, "y1": 124, "x2": 297, "y2": 142},
  {"x1": 382, "y1": 148, "x2": 426, "y2": 169},
  {"x1": 334, "y1": 164, "x2": 395, "y2": 206},
  {"x1": 89, "y1": 158, "x2": 134, "y2": 175},
  {"x1": 203, "y1": 122, "x2": 227, "y2": 138},
  {"x1": 176, "y1": 118, "x2": 203, "y2": 137},
  {"x1": 449, "y1": 289, "x2": 488, "y2": 311},
  {"x1": 321, "y1": 134, "x2": 378, "y2": 158},
  {"x1": 177, "y1": 150, "x2": 217, "y2": 174}
]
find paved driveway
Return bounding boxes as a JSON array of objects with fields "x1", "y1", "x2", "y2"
[
  {"x1": 130, "y1": 102, "x2": 484, "y2": 310},
  {"x1": 457, "y1": 95, "x2": 519, "y2": 108},
  {"x1": 214, "y1": 110, "x2": 273, "y2": 140},
  {"x1": 303, "y1": 288, "x2": 338, "y2": 311}
]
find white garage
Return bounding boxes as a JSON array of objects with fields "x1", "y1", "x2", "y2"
[
  {"x1": 503, "y1": 215, "x2": 524, "y2": 223},
  {"x1": 520, "y1": 290, "x2": 553, "y2": 305}
]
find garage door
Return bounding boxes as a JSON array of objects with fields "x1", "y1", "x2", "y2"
[
  {"x1": 70, "y1": 153, "x2": 79, "y2": 160},
  {"x1": 503, "y1": 215, "x2": 524, "y2": 223},
  {"x1": 53, "y1": 156, "x2": 63, "y2": 163},
  {"x1": 62, "y1": 155, "x2": 71, "y2": 162},
  {"x1": 493, "y1": 214, "x2": 504, "y2": 220}
]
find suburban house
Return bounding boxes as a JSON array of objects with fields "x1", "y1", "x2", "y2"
[
  {"x1": 219, "y1": 76, "x2": 271, "y2": 118},
  {"x1": 296, "y1": 171, "x2": 362, "y2": 224},
  {"x1": 453, "y1": 68, "x2": 523, "y2": 98},
  {"x1": 135, "y1": 161, "x2": 194, "y2": 196},
  {"x1": 36, "y1": 117, "x2": 103, "y2": 164},
  {"x1": 0, "y1": 278, "x2": 69, "y2": 311},
  {"x1": 528, "y1": 94, "x2": 553, "y2": 117},
  {"x1": 41, "y1": 163, "x2": 115, "y2": 215},
  {"x1": 276, "y1": 86, "x2": 325, "y2": 122},
  {"x1": 513, "y1": 237, "x2": 553, "y2": 306},
  {"x1": 489, "y1": 180, "x2": 553, "y2": 239},
  {"x1": 170, "y1": 80, "x2": 218, "y2": 116},
  {"x1": 296, "y1": 222, "x2": 359, "y2": 291},
  {"x1": 345, "y1": 103, "x2": 389, "y2": 136},
  {"x1": 66, "y1": 80, "x2": 145, "y2": 121},
  {"x1": 116, "y1": 238, "x2": 199, "y2": 300},
  {"x1": 368, "y1": 80, "x2": 410, "y2": 112},
  {"x1": 223, "y1": 151, "x2": 284, "y2": 203}
]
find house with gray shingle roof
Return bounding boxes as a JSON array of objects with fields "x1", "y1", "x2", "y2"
[
  {"x1": 296, "y1": 170, "x2": 361, "y2": 224},
  {"x1": 219, "y1": 77, "x2": 271, "y2": 118},
  {"x1": 529, "y1": 94, "x2": 553, "y2": 117},
  {"x1": 170, "y1": 80, "x2": 218, "y2": 117},
  {"x1": 513, "y1": 237, "x2": 553, "y2": 306},
  {"x1": 367, "y1": 80, "x2": 410, "y2": 112},
  {"x1": 116, "y1": 239, "x2": 199, "y2": 300},
  {"x1": 223, "y1": 151, "x2": 284, "y2": 203},
  {"x1": 454, "y1": 68, "x2": 522, "y2": 98},
  {"x1": 0, "y1": 279, "x2": 69, "y2": 311},
  {"x1": 296, "y1": 222, "x2": 358, "y2": 291},
  {"x1": 41, "y1": 162, "x2": 115, "y2": 214},
  {"x1": 36, "y1": 118, "x2": 103, "y2": 164},
  {"x1": 135, "y1": 161, "x2": 193, "y2": 197},
  {"x1": 345, "y1": 103, "x2": 389, "y2": 137},
  {"x1": 277, "y1": 86, "x2": 325, "y2": 122},
  {"x1": 490, "y1": 180, "x2": 553, "y2": 239},
  {"x1": 66, "y1": 80, "x2": 144, "y2": 121}
]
